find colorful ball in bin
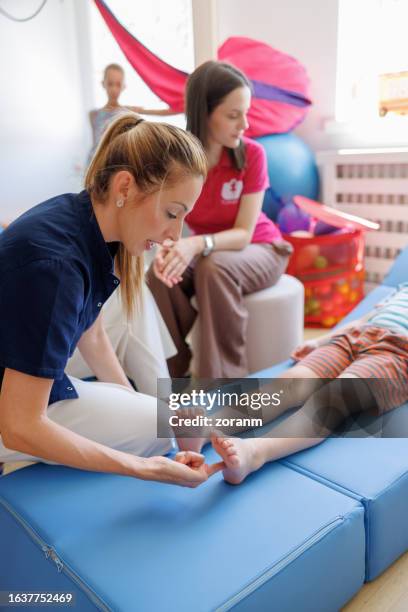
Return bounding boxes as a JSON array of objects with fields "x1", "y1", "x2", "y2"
[
  {"x1": 306, "y1": 298, "x2": 320, "y2": 313},
  {"x1": 297, "y1": 245, "x2": 320, "y2": 271},
  {"x1": 332, "y1": 293, "x2": 345, "y2": 307},
  {"x1": 320, "y1": 241, "x2": 349, "y2": 266},
  {"x1": 314, "y1": 255, "x2": 328, "y2": 269},
  {"x1": 277, "y1": 202, "x2": 311, "y2": 234},
  {"x1": 322, "y1": 316, "x2": 337, "y2": 327},
  {"x1": 321, "y1": 301, "x2": 334, "y2": 313},
  {"x1": 337, "y1": 282, "x2": 350, "y2": 296},
  {"x1": 314, "y1": 284, "x2": 332, "y2": 297}
]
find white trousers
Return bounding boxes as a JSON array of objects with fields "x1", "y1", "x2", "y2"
[
  {"x1": 0, "y1": 284, "x2": 176, "y2": 464},
  {"x1": 0, "y1": 378, "x2": 173, "y2": 463},
  {"x1": 66, "y1": 284, "x2": 176, "y2": 397}
]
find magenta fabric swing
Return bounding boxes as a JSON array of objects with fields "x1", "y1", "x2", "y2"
[{"x1": 94, "y1": 0, "x2": 312, "y2": 137}]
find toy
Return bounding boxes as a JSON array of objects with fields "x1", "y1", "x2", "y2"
[
  {"x1": 277, "y1": 202, "x2": 311, "y2": 234},
  {"x1": 321, "y1": 315, "x2": 337, "y2": 328},
  {"x1": 320, "y1": 241, "x2": 350, "y2": 266},
  {"x1": 349, "y1": 290, "x2": 360, "y2": 303},
  {"x1": 337, "y1": 281, "x2": 350, "y2": 296},
  {"x1": 314, "y1": 255, "x2": 328, "y2": 269},
  {"x1": 296, "y1": 244, "x2": 320, "y2": 272},
  {"x1": 314, "y1": 284, "x2": 332, "y2": 297},
  {"x1": 314, "y1": 219, "x2": 338, "y2": 235},
  {"x1": 306, "y1": 298, "x2": 321, "y2": 313},
  {"x1": 321, "y1": 301, "x2": 334, "y2": 313},
  {"x1": 332, "y1": 293, "x2": 345, "y2": 307}
]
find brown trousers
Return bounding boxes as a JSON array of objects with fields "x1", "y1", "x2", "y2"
[{"x1": 146, "y1": 242, "x2": 291, "y2": 378}]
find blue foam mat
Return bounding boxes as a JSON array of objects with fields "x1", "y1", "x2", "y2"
[{"x1": 0, "y1": 454, "x2": 365, "y2": 611}]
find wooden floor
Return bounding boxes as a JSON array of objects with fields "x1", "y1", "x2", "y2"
[{"x1": 342, "y1": 551, "x2": 408, "y2": 611}]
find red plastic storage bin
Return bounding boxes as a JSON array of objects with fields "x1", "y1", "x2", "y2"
[{"x1": 283, "y1": 229, "x2": 365, "y2": 327}]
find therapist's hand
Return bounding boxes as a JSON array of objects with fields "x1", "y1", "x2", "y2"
[
  {"x1": 143, "y1": 453, "x2": 224, "y2": 488},
  {"x1": 174, "y1": 450, "x2": 225, "y2": 479}
]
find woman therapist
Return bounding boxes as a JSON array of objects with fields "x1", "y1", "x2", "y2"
[{"x1": 0, "y1": 114, "x2": 222, "y2": 486}]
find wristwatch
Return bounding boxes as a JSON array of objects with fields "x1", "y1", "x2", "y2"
[{"x1": 202, "y1": 234, "x2": 215, "y2": 256}]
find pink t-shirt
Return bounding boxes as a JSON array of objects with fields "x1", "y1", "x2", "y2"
[{"x1": 186, "y1": 137, "x2": 281, "y2": 243}]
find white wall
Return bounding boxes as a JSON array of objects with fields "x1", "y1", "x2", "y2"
[
  {"x1": 0, "y1": 0, "x2": 91, "y2": 219},
  {"x1": 217, "y1": 0, "x2": 340, "y2": 152}
]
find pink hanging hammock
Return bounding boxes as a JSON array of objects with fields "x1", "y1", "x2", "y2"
[{"x1": 94, "y1": 0, "x2": 312, "y2": 136}]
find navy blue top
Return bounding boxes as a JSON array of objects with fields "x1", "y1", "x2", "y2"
[{"x1": 0, "y1": 190, "x2": 120, "y2": 404}]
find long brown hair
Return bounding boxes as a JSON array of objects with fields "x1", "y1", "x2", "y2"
[
  {"x1": 185, "y1": 60, "x2": 252, "y2": 170},
  {"x1": 85, "y1": 113, "x2": 207, "y2": 318}
]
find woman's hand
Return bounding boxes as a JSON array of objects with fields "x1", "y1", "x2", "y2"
[
  {"x1": 153, "y1": 237, "x2": 202, "y2": 288},
  {"x1": 290, "y1": 339, "x2": 319, "y2": 362},
  {"x1": 145, "y1": 452, "x2": 224, "y2": 487},
  {"x1": 152, "y1": 245, "x2": 181, "y2": 288},
  {"x1": 175, "y1": 450, "x2": 225, "y2": 478}
]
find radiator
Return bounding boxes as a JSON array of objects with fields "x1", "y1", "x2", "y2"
[{"x1": 317, "y1": 148, "x2": 408, "y2": 292}]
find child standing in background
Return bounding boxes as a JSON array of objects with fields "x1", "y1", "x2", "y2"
[{"x1": 89, "y1": 63, "x2": 175, "y2": 160}]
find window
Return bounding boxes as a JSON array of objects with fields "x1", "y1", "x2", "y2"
[
  {"x1": 88, "y1": 0, "x2": 194, "y2": 124},
  {"x1": 336, "y1": 0, "x2": 408, "y2": 123}
]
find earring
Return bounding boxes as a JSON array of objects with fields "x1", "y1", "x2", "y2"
[{"x1": 116, "y1": 198, "x2": 124, "y2": 208}]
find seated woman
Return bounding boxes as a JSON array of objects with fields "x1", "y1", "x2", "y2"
[
  {"x1": 209, "y1": 283, "x2": 408, "y2": 483},
  {"x1": 147, "y1": 61, "x2": 292, "y2": 379},
  {"x1": 0, "y1": 113, "x2": 223, "y2": 486}
]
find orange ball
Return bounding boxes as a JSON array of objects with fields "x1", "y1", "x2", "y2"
[
  {"x1": 322, "y1": 316, "x2": 337, "y2": 328},
  {"x1": 297, "y1": 245, "x2": 320, "y2": 272},
  {"x1": 338, "y1": 283, "x2": 350, "y2": 296},
  {"x1": 322, "y1": 301, "x2": 334, "y2": 313}
]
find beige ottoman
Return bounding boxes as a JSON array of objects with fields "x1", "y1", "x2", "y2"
[{"x1": 190, "y1": 274, "x2": 304, "y2": 375}]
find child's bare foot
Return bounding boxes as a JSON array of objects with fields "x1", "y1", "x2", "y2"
[
  {"x1": 211, "y1": 434, "x2": 265, "y2": 485},
  {"x1": 175, "y1": 408, "x2": 211, "y2": 454}
]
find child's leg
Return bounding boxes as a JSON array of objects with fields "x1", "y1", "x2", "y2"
[
  {"x1": 252, "y1": 333, "x2": 356, "y2": 426},
  {"x1": 180, "y1": 335, "x2": 354, "y2": 455},
  {"x1": 176, "y1": 364, "x2": 324, "y2": 454},
  {"x1": 338, "y1": 326, "x2": 408, "y2": 414},
  {"x1": 213, "y1": 374, "x2": 377, "y2": 484}
]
